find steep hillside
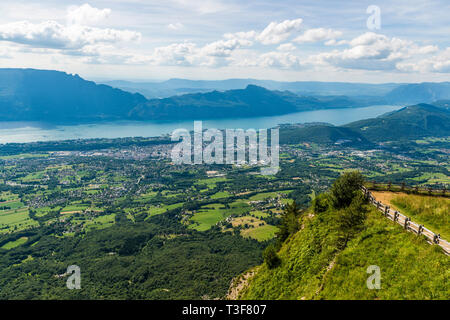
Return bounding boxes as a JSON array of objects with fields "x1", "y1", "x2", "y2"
[
  {"x1": 235, "y1": 173, "x2": 449, "y2": 300},
  {"x1": 128, "y1": 85, "x2": 297, "y2": 120},
  {"x1": 128, "y1": 85, "x2": 367, "y2": 120},
  {"x1": 279, "y1": 124, "x2": 371, "y2": 146},
  {"x1": 0, "y1": 69, "x2": 147, "y2": 122},
  {"x1": 345, "y1": 104, "x2": 450, "y2": 141}
]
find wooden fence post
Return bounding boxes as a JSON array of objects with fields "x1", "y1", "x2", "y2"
[
  {"x1": 384, "y1": 206, "x2": 389, "y2": 217},
  {"x1": 404, "y1": 217, "x2": 409, "y2": 229},
  {"x1": 433, "y1": 234, "x2": 440, "y2": 244}
]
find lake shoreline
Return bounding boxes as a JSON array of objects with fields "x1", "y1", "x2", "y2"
[{"x1": 0, "y1": 105, "x2": 403, "y2": 144}]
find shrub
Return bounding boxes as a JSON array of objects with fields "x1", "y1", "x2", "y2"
[
  {"x1": 330, "y1": 171, "x2": 364, "y2": 209},
  {"x1": 336, "y1": 193, "x2": 367, "y2": 248},
  {"x1": 312, "y1": 193, "x2": 330, "y2": 213},
  {"x1": 276, "y1": 201, "x2": 302, "y2": 243},
  {"x1": 263, "y1": 244, "x2": 281, "y2": 269}
]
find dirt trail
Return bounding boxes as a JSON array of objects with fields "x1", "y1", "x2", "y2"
[{"x1": 370, "y1": 191, "x2": 409, "y2": 210}]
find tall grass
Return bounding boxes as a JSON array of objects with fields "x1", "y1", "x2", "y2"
[
  {"x1": 240, "y1": 205, "x2": 449, "y2": 300},
  {"x1": 391, "y1": 194, "x2": 449, "y2": 240}
]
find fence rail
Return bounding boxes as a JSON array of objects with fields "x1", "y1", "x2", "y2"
[
  {"x1": 362, "y1": 186, "x2": 450, "y2": 255},
  {"x1": 365, "y1": 181, "x2": 449, "y2": 198}
]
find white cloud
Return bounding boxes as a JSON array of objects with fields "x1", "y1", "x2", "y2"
[
  {"x1": 0, "y1": 20, "x2": 141, "y2": 50},
  {"x1": 199, "y1": 38, "x2": 252, "y2": 57},
  {"x1": 397, "y1": 47, "x2": 450, "y2": 73},
  {"x1": 277, "y1": 43, "x2": 296, "y2": 51},
  {"x1": 223, "y1": 30, "x2": 257, "y2": 41},
  {"x1": 0, "y1": 3, "x2": 140, "y2": 64},
  {"x1": 293, "y1": 28, "x2": 342, "y2": 44},
  {"x1": 67, "y1": 3, "x2": 111, "y2": 26},
  {"x1": 308, "y1": 32, "x2": 439, "y2": 71},
  {"x1": 172, "y1": 0, "x2": 237, "y2": 14},
  {"x1": 223, "y1": 19, "x2": 303, "y2": 45},
  {"x1": 256, "y1": 19, "x2": 303, "y2": 45},
  {"x1": 145, "y1": 38, "x2": 252, "y2": 68},
  {"x1": 258, "y1": 51, "x2": 302, "y2": 69},
  {"x1": 168, "y1": 22, "x2": 184, "y2": 30},
  {"x1": 149, "y1": 42, "x2": 197, "y2": 66}
]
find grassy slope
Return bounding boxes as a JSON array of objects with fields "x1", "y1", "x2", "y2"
[
  {"x1": 391, "y1": 194, "x2": 449, "y2": 240},
  {"x1": 240, "y1": 205, "x2": 449, "y2": 300}
]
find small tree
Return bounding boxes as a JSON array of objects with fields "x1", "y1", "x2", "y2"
[
  {"x1": 276, "y1": 201, "x2": 302, "y2": 243},
  {"x1": 312, "y1": 193, "x2": 330, "y2": 214},
  {"x1": 336, "y1": 193, "x2": 367, "y2": 248},
  {"x1": 330, "y1": 171, "x2": 364, "y2": 209},
  {"x1": 263, "y1": 244, "x2": 281, "y2": 269}
]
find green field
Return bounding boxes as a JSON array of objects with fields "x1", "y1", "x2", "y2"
[
  {"x1": 210, "y1": 191, "x2": 232, "y2": 199},
  {"x1": 195, "y1": 177, "x2": 228, "y2": 189},
  {"x1": 189, "y1": 203, "x2": 228, "y2": 231},
  {"x1": 61, "y1": 203, "x2": 90, "y2": 213},
  {"x1": 0, "y1": 208, "x2": 38, "y2": 233},
  {"x1": 247, "y1": 190, "x2": 292, "y2": 201},
  {"x1": 1, "y1": 236, "x2": 28, "y2": 250},
  {"x1": 243, "y1": 224, "x2": 278, "y2": 241},
  {"x1": 189, "y1": 200, "x2": 253, "y2": 231},
  {"x1": 71, "y1": 214, "x2": 116, "y2": 232},
  {"x1": 0, "y1": 153, "x2": 48, "y2": 160}
]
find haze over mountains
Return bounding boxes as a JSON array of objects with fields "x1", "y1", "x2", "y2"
[
  {"x1": 1, "y1": 68, "x2": 450, "y2": 126},
  {"x1": 102, "y1": 79, "x2": 450, "y2": 104},
  {"x1": 102, "y1": 79, "x2": 401, "y2": 99}
]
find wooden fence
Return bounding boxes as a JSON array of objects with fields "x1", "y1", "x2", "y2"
[
  {"x1": 362, "y1": 186, "x2": 450, "y2": 255},
  {"x1": 365, "y1": 181, "x2": 449, "y2": 198}
]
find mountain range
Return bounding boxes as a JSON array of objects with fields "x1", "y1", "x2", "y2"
[
  {"x1": 102, "y1": 78, "x2": 450, "y2": 105},
  {"x1": 101, "y1": 78, "x2": 401, "y2": 99},
  {"x1": 0, "y1": 69, "x2": 146, "y2": 122},
  {"x1": 1, "y1": 69, "x2": 450, "y2": 127}
]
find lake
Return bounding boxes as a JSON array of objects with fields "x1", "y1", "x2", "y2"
[{"x1": 0, "y1": 105, "x2": 402, "y2": 144}]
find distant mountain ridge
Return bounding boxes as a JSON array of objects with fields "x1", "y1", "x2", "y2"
[
  {"x1": 102, "y1": 78, "x2": 401, "y2": 99},
  {"x1": 1, "y1": 69, "x2": 449, "y2": 126},
  {"x1": 129, "y1": 85, "x2": 374, "y2": 120},
  {"x1": 0, "y1": 68, "x2": 381, "y2": 122},
  {"x1": 280, "y1": 103, "x2": 450, "y2": 145},
  {"x1": 103, "y1": 78, "x2": 450, "y2": 106},
  {"x1": 0, "y1": 68, "x2": 146, "y2": 122},
  {"x1": 385, "y1": 82, "x2": 450, "y2": 105},
  {"x1": 345, "y1": 103, "x2": 450, "y2": 141}
]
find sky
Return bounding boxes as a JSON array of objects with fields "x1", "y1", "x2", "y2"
[{"x1": 0, "y1": 0, "x2": 449, "y2": 83}]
